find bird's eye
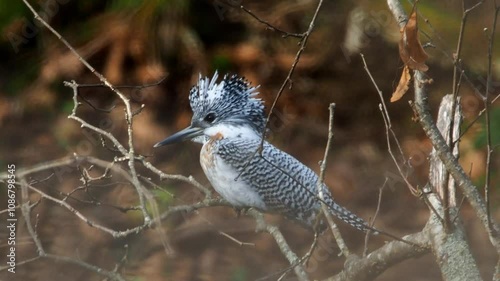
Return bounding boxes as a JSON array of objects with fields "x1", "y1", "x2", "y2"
[{"x1": 204, "y1": 113, "x2": 216, "y2": 123}]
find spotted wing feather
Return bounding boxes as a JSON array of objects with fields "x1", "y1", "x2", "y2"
[{"x1": 214, "y1": 138, "x2": 374, "y2": 232}]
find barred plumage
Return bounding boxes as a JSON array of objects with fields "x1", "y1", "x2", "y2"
[
  {"x1": 155, "y1": 72, "x2": 377, "y2": 234},
  {"x1": 205, "y1": 137, "x2": 374, "y2": 232}
]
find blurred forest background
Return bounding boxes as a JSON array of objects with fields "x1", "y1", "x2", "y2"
[{"x1": 0, "y1": 0, "x2": 499, "y2": 280}]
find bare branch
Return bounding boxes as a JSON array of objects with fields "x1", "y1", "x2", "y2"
[
  {"x1": 387, "y1": 0, "x2": 500, "y2": 254},
  {"x1": 324, "y1": 231, "x2": 430, "y2": 281},
  {"x1": 43, "y1": 254, "x2": 126, "y2": 281},
  {"x1": 20, "y1": 179, "x2": 45, "y2": 256},
  {"x1": 484, "y1": 3, "x2": 500, "y2": 233},
  {"x1": 426, "y1": 95, "x2": 481, "y2": 280},
  {"x1": 359, "y1": 54, "x2": 416, "y2": 195},
  {"x1": 26, "y1": 182, "x2": 151, "y2": 238},
  {"x1": 249, "y1": 209, "x2": 309, "y2": 281},
  {"x1": 364, "y1": 180, "x2": 387, "y2": 257},
  {"x1": 239, "y1": 5, "x2": 305, "y2": 38},
  {"x1": 414, "y1": 67, "x2": 500, "y2": 248},
  {"x1": 451, "y1": 0, "x2": 483, "y2": 97},
  {"x1": 316, "y1": 103, "x2": 351, "y2": 257},
  {"x1": 445, "y1": 2, "x2": 483, "y2": 232},
  {"x1": 140, "y1": 157, "x2": 213, "y2": 197},
  {"x1": 76, "y1": 76, "x2": 167, "y2": 89},
  {"x1": 22, "y1": 0, "x2": 154, "y2": 232},
  {"x1": 16, "y1": 179, "x2": 126, "y2": 281},
  {"x1": 260, "y1": 0, "x2": 325, "y2": 148}
]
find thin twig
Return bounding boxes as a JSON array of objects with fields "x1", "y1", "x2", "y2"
[
  {"x1": 44, "y1": 253, "x2": 126, "y2": 281},
  {"x1": 256, "y1": 232, "x2": 319, "y2": 281},
  {"x1": 260, "y1": 0, "x2": 325, "y2": 149},
  {"x1": 249, "y1": 209, "x2": 309, "y2": 281},
  {"x1": 451, "y1": 0, "x2": 483, "y2": 97},
  {"x1": 239, "y1": 5, "x2": 305, "y2": 38},
  {"x1": 234, "y1": 0, "x2": 325, "y2": 179},
  {"x1": 26, "y1": 182, "x2": 151, "y2": 238},
  {"x1": 158, "y1": 198, "x2": 230, "y2": 220},
  {"x1": 359, "y1": 54, "x2": 416, "y2": 195},
  {"x1": 418, "y1": 183, "x2": 445, "y2": 226},
  {"x1": 484, "y1": 3, "x2": 500, "y2": 232},
  {"x1": 76, "y1": 76, "x2": 167, "y2": 89},
  {"x1": 364, "y1": 179, "x2": 387, "y2": 257},
  {"x1": 143, "y1": 177, "x2": 252, "y2": 248},
  {"x1": 105, "y1": 244, "x2": 129, "y2": 280},
  {"x1": 20, "y1": 179, "x2": 45, "y2": 256},
  {"x1": 416, "y1": 0, "x2": 487, "y2": 102},
  {"x1": 219, "y1": 231, "x2": 255, "y2": 247},
  {"x1": 458, "y1": 86, "x2": 500, "y2": 140},
  {"x1": 140, "y1": 157, "x2": 212, "y2": 197},
  {"x1": 445, "y1": 1, "x2": 483, "y2": 232},
  {"x1": 316, "y1": 103, "x2": 350, "y2": 257},
  {"x1": 413, "y1": 59, "x2": 500, "y2": 253},
  {"x1": 22, "y1": 0, "x2": 153, "y2": 230},
  {"x1": 388, "y1": 0, "x2": 500, "y2": 264},
  {"x1": 17, "y1": 179, "x2": 126, "y2": 281}
]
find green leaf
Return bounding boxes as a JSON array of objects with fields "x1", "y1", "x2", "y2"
[{"x1": 473, "y1": 107, "x2": 500, "y2": 150}]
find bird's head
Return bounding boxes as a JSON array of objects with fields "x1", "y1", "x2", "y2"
[{"x1": 154, "y1": 72, "x2": 265, "y2": 147}]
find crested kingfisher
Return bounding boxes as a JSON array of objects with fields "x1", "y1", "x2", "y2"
[{"x1": 154, "y1": 72, "x2": 377, "y2": 233}]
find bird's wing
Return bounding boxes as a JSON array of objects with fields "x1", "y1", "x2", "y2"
[
  {"x1": 215, "y1": 137, "x2": 374, "y2": 232},
  {"x1": 215, "y1": 138, "x2": 327, "y2": 226}
]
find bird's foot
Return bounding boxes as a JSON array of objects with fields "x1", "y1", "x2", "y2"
[{"x1": 233, "y1": 207, "x2": 251, "y2": 218}]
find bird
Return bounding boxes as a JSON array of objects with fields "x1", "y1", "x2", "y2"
[{"x1": 154, "y1": 72, "x2": 378, "y2": 234}]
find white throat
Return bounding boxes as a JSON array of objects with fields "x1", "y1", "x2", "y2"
[{"x1": 203, "y1": 123, "x2": 259, "y2": 143}]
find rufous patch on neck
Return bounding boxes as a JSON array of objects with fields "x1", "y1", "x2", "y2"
[{"x1": 211, "y1": 132, "x2": 224, "y2": 141}]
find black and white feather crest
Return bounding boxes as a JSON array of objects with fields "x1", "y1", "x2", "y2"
[{"x1": 189, "y1": 72, "x2": 265, "y2": 133}]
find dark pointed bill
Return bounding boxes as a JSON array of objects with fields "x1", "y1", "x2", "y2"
[{"x1": 153, "y1": 126, "x2": 203, "y2": 147}]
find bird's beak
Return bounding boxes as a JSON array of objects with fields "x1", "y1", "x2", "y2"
[{"x1": 153, "y1": 125, "x2": 203, "y2": 147}]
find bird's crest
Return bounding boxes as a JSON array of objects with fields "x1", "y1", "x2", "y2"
[{"x1": 188, "y1": 72, "x2": 266, "y2": 133}]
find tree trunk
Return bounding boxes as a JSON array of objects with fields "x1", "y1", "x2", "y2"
[{"x1": 426, "y1": 94, "x2": 482, "y2": 281}]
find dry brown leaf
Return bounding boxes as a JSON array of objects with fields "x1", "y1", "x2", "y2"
[
  {"x1": 391, "y1": 65, "x2": 411, "y2": 102},
  {"x1": 399, "y1": 10, "x2": 429, "y2": 71}
]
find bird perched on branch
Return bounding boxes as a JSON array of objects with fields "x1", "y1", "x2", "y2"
[{"x1": 154, "y1": 72, "x2": 377, "y2": 234}]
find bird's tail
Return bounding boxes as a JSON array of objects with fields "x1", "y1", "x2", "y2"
[
  {"x1": 324, "y1": 196, "x2": 380, "y2": 235},
  {"x1": 319, "y1": 192, "x2": 425, "y2": 248}
]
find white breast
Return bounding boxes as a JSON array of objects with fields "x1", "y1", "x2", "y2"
[{"x1": 200, "y1": 144, "x2": 267, "y2": 210}]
